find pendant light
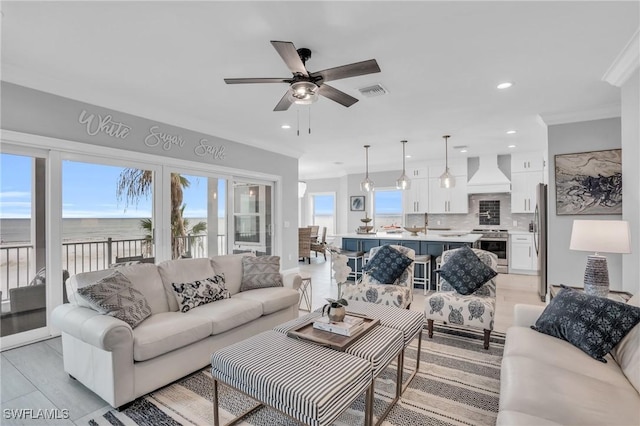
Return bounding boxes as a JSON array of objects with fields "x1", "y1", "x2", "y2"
[
  {"x1": 439, "y1": 135, "x2": 456, "y2": 188},
  {"x1": 360, "y1": 145, "x2": 375, "y2": 192},
  {"x1": 396, "y1": 140, "x2": 411, "y2": 190}
]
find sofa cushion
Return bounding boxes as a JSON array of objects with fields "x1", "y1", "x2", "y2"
[
  {"x1": 533, "y1": 287, "x2": 640, "y2": 362},
  {"x1": 504, "y1": 326, "x2": 630, "y2": 387},
  {"x1": 67, "y1": 269, "x2": 117, "y2": 308},
  {"x1": 185, "y1": 298, "x2": 263, "y2": 335},
  {"x1": 438, "y1": 245, "x2": 497, "y2": 295},
  {"x1": 240, "y1": 256, "x2": 283, "y2": 291},
  {"x1": 499, "y1": 355, "x2": 640, "y2": 425},
  {"x1": 77, "y1": 271, "x2": 151, "y2": 329},
  {"x1": 612, "y1": 293, "x2": 640, "y2": 393},
  {"x1": 211, "y1": 253, "x2": 255, "y2": 295},
  {"x1": 132, "y1": 312, "x2": 212, "y2": 361},
  {"x1": 114, "y1": 263, "x2": 169, "y2": 314},
  {"x1": 171, "y1": 274, "x2": 230, "y2": 313},
  {"x1": 233, "y1": 287, "x2": 299, "y2": 315},
  {"x1": 496, "y1": 411, "x2": 563, "y2": 426},
  {"x1": 362, "y1": 245, "x2": 413, "y2": 284},
  {"x1": 157, "y1": 258, "x2": 217, "y2": 312}
]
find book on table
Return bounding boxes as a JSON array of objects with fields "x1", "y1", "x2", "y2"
[{"x1": 313, "y1": 315, "x2": 365, "y2": 337}]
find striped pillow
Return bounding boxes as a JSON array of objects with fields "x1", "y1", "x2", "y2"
[{"x1": 240, "y1": 256, "x2": 283, "y2": 291}]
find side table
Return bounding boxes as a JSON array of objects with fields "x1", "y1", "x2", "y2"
[
  {"x1": 298, "y1": 272, "x2": 312, "y2": 311},
  {"x1": 550, "y1": 285, "x2": 632, "y2": 303}
]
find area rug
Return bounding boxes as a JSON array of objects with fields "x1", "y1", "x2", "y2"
[{"x1": 86, "y1": 325, "x2": 505, "y2": 426}]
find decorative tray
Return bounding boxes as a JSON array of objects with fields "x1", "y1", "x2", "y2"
[{"x1": 287, "y1": 313, "x2": 379, "y2": 351}]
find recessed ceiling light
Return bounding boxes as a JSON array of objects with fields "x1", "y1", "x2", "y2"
[
  {"x1": 497, "y1": 82, "x2": 513, "y2": 90},
  {"x1": 460, "y1": 149, "x2": 468, "y2": 153},
  {"x1": 405, "y1": 155, "x2": 412, "y2": 159},
  {"x1": 281, "y1": 124, "x2": 291, "y2": 129},
  {"x1": 334, "y1": 161, "x2": 343, "y2": 165},
  {"x1": 506, "y1": 130, "x2": 517, "y2": 134},
  {"x1": 508, "y1": 144, "x2": 516, "y2": 148}
]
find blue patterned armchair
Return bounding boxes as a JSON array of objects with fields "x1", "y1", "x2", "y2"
[
  {"x1": 425, "y1": 248, "x2": 498, "y2": 349},
  {"x1": 341, "y1": 245, "x2": 415, "y2": 309}
]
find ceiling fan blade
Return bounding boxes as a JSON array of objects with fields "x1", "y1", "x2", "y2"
[
  {"x1": 317, "y1": 84, "x2": 359, "y2": 107},
  {"x1": 313, "y1": 59, "x2": 380, "y2": 82},
  {"x1": 224, "y1": 78, "x2": 290, "y2": 84},
  {"x1": 273, "y1": 91, "x2": 293, "y2": 111},
  {"x1": 271, "y1": 41, "x2": 308, "y2": 76}
]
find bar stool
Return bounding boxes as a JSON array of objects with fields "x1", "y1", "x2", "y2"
[
  {"x1": 341, "y1": 250, "x2": 365, "y2": 281},
  {"x1": 298, "y1": 272, "x2": 312, "y2": 311},
  {"x1": 435, "y1": 255, "x2": 443, "y2": 290},
  {"x1": 413, "y1": 254, "x2": 432, "y2": 295}
]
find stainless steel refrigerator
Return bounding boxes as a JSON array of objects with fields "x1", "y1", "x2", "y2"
[{"x1": 534, "y1": 183, "x2": 548, "y2": 302}]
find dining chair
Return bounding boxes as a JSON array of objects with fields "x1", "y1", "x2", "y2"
[
  {"x1": 298, "y1": 227, "x2": 312, "y2": 264},
  {"x1": 310, "y1": 227, "x2": 327, "y2": 260}
]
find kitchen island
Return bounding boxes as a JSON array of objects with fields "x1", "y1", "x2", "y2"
[{"x1": 336, "y1": 232, "x2": 481, "y2": 290}]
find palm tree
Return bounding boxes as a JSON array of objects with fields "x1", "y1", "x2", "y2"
[{"x1": 117, "y1": 169, "x2": 206, "y2": 259}]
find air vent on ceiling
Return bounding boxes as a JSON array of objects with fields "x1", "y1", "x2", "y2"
[
  {"x1": 358, "y1": 84, "x2": 388, "y2": 97},
  {"x1": 453, "y1": 145, "x2": 468, "y2": 150}
]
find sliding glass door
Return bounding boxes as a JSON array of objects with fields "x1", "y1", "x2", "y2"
[{"x1": 231, "y1": 180, "x2": 273, "y2": 255}]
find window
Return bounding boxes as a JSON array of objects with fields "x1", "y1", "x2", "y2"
[
  {"x1": 373, "y1": 189, "x2": 403, "y2": 228},
  {"x1": 311, "y1": 193, "x2": 335, "y2": 236}
]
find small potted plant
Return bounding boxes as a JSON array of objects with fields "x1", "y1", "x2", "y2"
[{"x1": 323, "y1": 298, "x2": 348, "y2": 323}]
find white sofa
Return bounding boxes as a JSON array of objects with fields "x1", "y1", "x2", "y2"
[
  {"x1": 51, "y1": 254, "x2": 301, "y2": 408},
  {"x1": 498, "y1": 295, "x2": 640, "y2": 425}
]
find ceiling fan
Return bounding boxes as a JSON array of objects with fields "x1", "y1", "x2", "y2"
[{"x1": 224, "y1": 41, "x2": 381, "y2": 111}]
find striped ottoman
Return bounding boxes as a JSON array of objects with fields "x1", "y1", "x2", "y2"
[
  {"x1": 210, "y1": 330, "x2": 371, "y2": 426},
  {"x1": 332, "y1": 301, "x2": 425, "y2": 391},
  {"x1": 275, "y1": 313, "x2": 405, "y2": 426}
]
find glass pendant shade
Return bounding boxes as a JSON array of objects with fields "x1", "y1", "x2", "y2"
[
  {"x1": 360, "y1": 145, "x2": 375, "y2": 192},
  {"x1": 396, "y1": 140, "x2": 411, "y2": 190},
  {"x1": 439, "y1": 135, "x2": 456, "y2": 188}
]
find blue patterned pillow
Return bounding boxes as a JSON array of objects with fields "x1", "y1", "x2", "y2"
[
  {"x1": 438, "y1": 245, "x2": 497, "y2": 295},
  {"x1": 362, "y1": 245, "x2": 413, "y2": 284},
  {"x1": 533, "y1": 287, "x2": 640, "y2": 363}
]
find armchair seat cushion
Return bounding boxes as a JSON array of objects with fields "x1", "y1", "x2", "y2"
[
  {"x1": 425, "y1": 291, "x2": 495, "y2": 330},
  {"x1": 342, "y1": 282, "x2": 412, "y2": 309}
]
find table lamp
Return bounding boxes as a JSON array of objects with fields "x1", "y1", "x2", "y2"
[{"x1": 569, "y1": 220, "x2": 631, "y2": 297}]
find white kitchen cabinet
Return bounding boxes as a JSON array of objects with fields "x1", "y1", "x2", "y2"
[
  {"x1": 509, "y1": 233, "x2": 538, "y2": 273},
  {"x1": 428, "y1": 176, "x2": 468, "y2": 214},
  {"x1": 511, "y1": 170, "x2": 543, "y2": 213},
  {"x1": 427, "y1": 163, "x2": 467, "y2": 178},
  {"x1": 407, "y1": 167, "x2": 429, "y2": 178},
  {"x1": 511, "y1": 152, "x2": 544, "y2": 173},
  {"x1": 403, "y1": 178, "x2": 428, "y2": 213}
]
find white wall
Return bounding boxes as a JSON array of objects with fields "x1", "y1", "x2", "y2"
[
  {"x1": 621, "y1": 69, "x2": 640, "y2": 295},
  {"x1": 547, "y1": 118, "x2": 624, "y2": 290}
]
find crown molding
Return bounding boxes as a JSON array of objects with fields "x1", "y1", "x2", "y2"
[
  {"x1": 603, "y1": 29, "x2": 640, "y2": 87},
  {"x1": 539, "y1": 103, "x2": 621, "y2": 126}
]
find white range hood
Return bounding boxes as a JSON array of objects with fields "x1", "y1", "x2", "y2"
[{"x1": 467, "y1": 155, "x2": 511, "y2": 194}]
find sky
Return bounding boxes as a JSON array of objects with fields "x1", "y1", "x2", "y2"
[{"x1": 0, "y1": 153, "x2": 223, "y2": 219}]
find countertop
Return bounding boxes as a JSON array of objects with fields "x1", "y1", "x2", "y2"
[
  {"x1": 337, "y1": 232, "x2": 481, "y2": 244},
  {"x1": 508, "y1": 230, "x2": 535, "y2": 235}
]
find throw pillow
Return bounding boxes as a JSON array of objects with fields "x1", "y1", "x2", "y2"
[
  {"x1": 532, "y1": 287, "x2": 640, "y2": 363},
  {"x1": 438, "y1": 245, "x2": 497, "y2": 295},
  {"x1": 362, "y1": 245, "x2": 413, "y2": 284},
  {"x1": 240, "y1": 256, "x2": 283, "y2": 291},
  {"x1": 171, "y1": 274, "x2": 230, "y2": 313},
  {"x1": 77, "y1": 270, "x2": 151, "y2": 328}
]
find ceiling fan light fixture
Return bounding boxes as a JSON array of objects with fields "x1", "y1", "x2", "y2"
[
  {"x1": 289, "y1": 81, "x2": 319, "y2": 105},
  {"x1": 396, "y1": 140, "x2": 411, "y2": 190},
  {"x1": 360, "y1": 144, "x2": 375, "y2": 192},
  {"x1": 439, "y1": 135, "x2": 456, "y2": 189}
]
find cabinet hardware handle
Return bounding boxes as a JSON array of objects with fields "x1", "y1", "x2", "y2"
[{"x1": 529, "y1": 246, "x2": 531, "y2": 257}]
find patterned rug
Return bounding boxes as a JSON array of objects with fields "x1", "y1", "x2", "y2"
[{"x1": 85, "y1": 325, "x2": 505, "y2": 426}]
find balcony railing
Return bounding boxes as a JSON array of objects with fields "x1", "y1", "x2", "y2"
[{"x1": 1, "y1": 234, "x2": 226, "y2": 302}]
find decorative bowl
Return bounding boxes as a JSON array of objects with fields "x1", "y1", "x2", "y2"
[
  {"x1": 357, "y1": 225, "x2": 374, "y2": 233},
  {"x1": 403, "y1": 227, "x2": 425, "y2": 236},
  {"x1": 360, "y1": 217, "x2": 372, "y2": 223}
]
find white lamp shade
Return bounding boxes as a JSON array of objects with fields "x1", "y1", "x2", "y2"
[{"x1": 569, "y1": 220, "x2": 631, "y2": 254}]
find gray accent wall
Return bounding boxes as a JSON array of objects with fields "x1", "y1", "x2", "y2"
[
  {"x1": 547, "y1": 118, "x2": 623, "y2": 291},
  {"x1": 621, "y1": 69, "x2": 640, "y2": 294},
  {"x1": 1, "y1": 82, "x2": 299, "y2": 270}
]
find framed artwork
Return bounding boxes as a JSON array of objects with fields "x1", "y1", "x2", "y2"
[
  {"x1": 350, "y1": 195, "x2": 365, "y2": 211},
  {"x1": 555, "y1": 148, "x2": 622, "y2": 215}
]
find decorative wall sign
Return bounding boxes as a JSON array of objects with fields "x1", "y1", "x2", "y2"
[
  {"x1": 350, "y1": 195, "x2": 365, "y2": 211},
  {"x1": 78, "y1": 109, "x2": 131, "y2": 139},
  {"x1": 144, "y1": 126, "x2": 185, "y2": 151},
  {"x1": 194, "y1": 139, "x2": 226, "y2": 160},
  {"x1": 555, "y1": 148, "x2": 622, "y2": 215}
]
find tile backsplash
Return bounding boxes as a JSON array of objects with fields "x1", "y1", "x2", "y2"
[
  {"x1": 406, "y1": 193, "x2": 534, "y2": 231},
  {"x1": 479, "y1": 200, "x2": 500, "y2": 226}
]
